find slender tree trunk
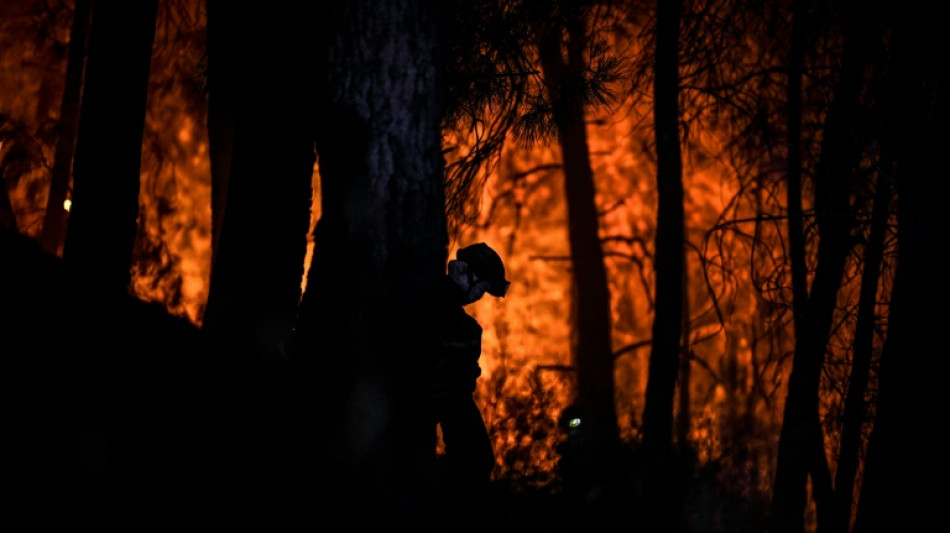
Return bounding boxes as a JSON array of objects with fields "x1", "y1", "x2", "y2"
[
  {"x1": 537, "y1": 5, "x2": 620, "y2": 521},
  {"x1": 854, "y1": 3, "x2": 944, "y2": 530},
  {"x1": 829, "y1": 172, "x2": 891, "y2": 533},
  {"x1": 772, "y1": 1, "x2": 873, "y2": 529},
  {"x1": 640, "y1": 0, "x2": 686, "y2": 529},
  {"x1": 40, "y1": 0, "x2": 91, "y2": 256},
  {"x1": 294, "y1": 0, "x2": 446, "y2": 524},
  {"x1": 774, "y1": 0, "x2": 810, "y2": 528},
  {"x1": 62, "y1": 0, "x2": 157, "y2": 297}
]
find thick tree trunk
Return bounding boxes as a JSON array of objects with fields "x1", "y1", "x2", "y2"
[
  {"x1": 294, "y1": 0, "x2": 446, "y2": 524},
  {"x1": 61, "y1": 0, "x2": 157, "y2": 297},
  {"x1": 537, "y1": 6, "x2": 620, "y2": 522},
  {"x1": 40, "y1": 0, "x2": 91, "y2": 256},
  {"x1": 200, "y1": 2, "x2": 318, "y2": 510},
  {"x1": 201, "y1": 3, "x2": 316, "y2": 364}
]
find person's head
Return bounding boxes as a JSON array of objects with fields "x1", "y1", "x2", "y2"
[{"x1": 448, "y1": 242, "x2": 511, "y2": 304}]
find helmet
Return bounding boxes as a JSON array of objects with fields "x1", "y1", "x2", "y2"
[{"x1": 456, "y1": 242, "x2": 510, "y2": 297}]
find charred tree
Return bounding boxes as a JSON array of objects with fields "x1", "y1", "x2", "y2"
[
  {"x1": 61, "y1": 0, "x2": 157, "y2": 297},
  {"x1": 294, "y1": 0, "x2": 447, "y2": 525},
  {"x1": 39, "y1": 0, "x2": 90, "y2": 256}
]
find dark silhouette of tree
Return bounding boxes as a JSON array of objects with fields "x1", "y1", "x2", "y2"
[
  {"x1": 39, "y1": 0, "x2": 90, "y2": 256},
  {"x1": 829, "y1": 166, "x2": 891, "y2": 533},
  {"x1": 200, "y1": 3, "x2": 317, "y2": 496},
  {"x1": 854, "y1": 3, "x2": 945, "y2": 530},
  {"x1": 639, "y1": 0, "x2": 686, "y2": 530},
  {"x1": 771, "y1": 0, "x2": 879, "y2": 529},
  {"x1": 294, "y1": 0, "x2": 448, "y2": 525},
  {"x1": 62, "y1": 0, "x2": 158, "y2": 296},
  {"x1": 535, "y1": 1, "x2": 622, "y2": 521}
]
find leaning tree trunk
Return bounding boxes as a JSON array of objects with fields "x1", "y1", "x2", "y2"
[
  {"x1": 771, "y1": 1, "x2": 873, "y2": 530},
  {"x1": 537, "y1": 4, "x2": 620, "y2": 520},
  {"x1": 40, "y1": 0, "x2": 91, "y2": 256},
  {"x1": 829, "y1": 168, "x2": 891, "y2": 533},
  {"x1": 294, "y1": 0, "x2": 447, "y2": 525},
  {"x1": 62, "y1": 0, "x2": 157, "y2": 297},
  {"x1": 640, "y1": 0, "x2": 686, "y2": 530}
]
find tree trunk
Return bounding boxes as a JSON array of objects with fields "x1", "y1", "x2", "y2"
[
  {"x1": 774, "y1": 0, "x2": 809, "y2": 529},
  {"x1": 294, "y1": 0, "x2": 446, "y2": 524},
  {"x1": 62, "y1": 0, "x2": 157, "y2": 297},
  {"x1": 640, "y1": 0, "x2": 686, "y2": 529},
  {"x1": 771, "y1": 1, "x2": 873, "y2": 530},
  {"x1": 200, "y1": 1, "x2": 318, "y2": 508},
  {"x1": 40, "y1": 0, "x2": 91, "y2": 256},
  {"x1": 829, "y1": 171, "x2": 891, "y2": 533},
  {"x1": 537, "y1": 4, "x2": 620, "y2": 521},
  {"x1": 201, "y1": 3, "x2": 316, "y2": 365},
  {"x1": 854, "y1": 4, "x2": 945, "y2": 530}
]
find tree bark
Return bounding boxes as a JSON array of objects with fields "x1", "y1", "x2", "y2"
[{"x1": 294, "y1": 0, "x2": 446, "y2": 524}]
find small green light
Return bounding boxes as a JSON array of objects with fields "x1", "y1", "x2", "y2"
[{"x1": 568, "y1": 417, "x2": 581, "y2": 429}]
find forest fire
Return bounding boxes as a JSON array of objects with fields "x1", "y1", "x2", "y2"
[{"x1": 1, "y1": 0, "x2": 941, "y2": 531}]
